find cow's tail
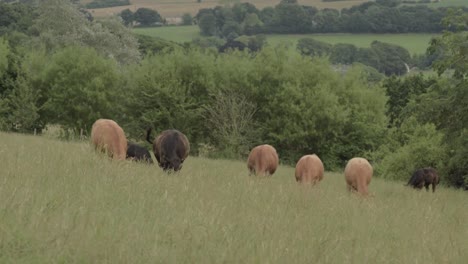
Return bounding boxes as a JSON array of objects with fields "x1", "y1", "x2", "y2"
[{"x1": 146, "y1": 127, "x2": 153, "y2": 144}]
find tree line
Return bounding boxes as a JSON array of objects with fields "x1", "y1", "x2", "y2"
[
  {"x1": 0, "y1": 0, "x2": 467, "y2": 189},
  {"x1": 195, "y1": 0, "x2": 464, "y2": 38}
]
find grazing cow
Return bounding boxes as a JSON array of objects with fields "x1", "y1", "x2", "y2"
[
  {"x1": 406, "y1": 167, "x2": 440, "y2": 192},
  {"x1": 295, "y1": 154, "x2": 324, "y2": 185},
  {"x1": 247, "y1": 144, "x2": 279, "y2": 176},
  {"x1": 344, "y1": 157, "x2": 373, "y2": 196},
  {"x1": 91, "y1": 119, "x2": 127, "y2": 160},
  {"x1": 146, "y1": 128, "x2": 190, "y2": 171},
  {"x1": 126, "y1": 142, "x2": 153, "y2": 163}
]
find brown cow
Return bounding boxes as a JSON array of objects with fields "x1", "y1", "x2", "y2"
[
  {"x1": 91, "y1": 119, "x2": 127, "y2": 160},
  {"x1": 146, "y1": 128, "x2": 190, "y2": 171},
  {"x1": 344, "y1": 157, "x2": 373, "y2": 196},
  {"x1": 295, "y1": 154, "x2": 324, "y2": 185},
  {"x1": 406, "y1": 167, "x2": 440, "y2": 192},
  {"x1": 247, "y1": 144, "x2": 279, "y2": 176}
]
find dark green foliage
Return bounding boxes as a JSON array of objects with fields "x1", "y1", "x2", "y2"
[
  {"x1": 135, "y1": 34, "x2": 179, "y2": 55},
  {"x1": 0, "y1": 1, "x2": 36, "y2": 35},
  {"x1": 119, "y1": 9, "x2": 134, "y2": 26},
  {"x1": 85, "y1": 0, "x2": 130, "y2": 9},
  {"x1": 120, "y1": 47, "x2": 387, "y2": 166},
  {"x1": 134, "y1": 8, "x2": 163, "y2": 27},
  {"x1": 369, "y1": 41, "x2": 411, "y2": 75},
  {"x1": 195, "y1": 1, "x2": 455, "y2": 36},
  {"x1": 329, "y1": 43, "x2": 357, "y2": 64},
  {"x1": 27, "y1": 46, "x2": 124, "y2": 133},
  {"x1": 297, "y1": 38, "x2": 332, "y2": 57},
  {"x1": 383, "y1": 74, "x2": 436, "y2": 127},
  {"x1": 198, "y1": 12, "x2": 218, "y2": 36},
  {"x1": 372, "y1": 118, "x2": 447, "y2": 182},
  {"x1": 181, "y1": 13, "x2": 193, "y2": 26}
]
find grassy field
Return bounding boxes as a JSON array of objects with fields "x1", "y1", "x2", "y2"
[
  {"x1": 134, "y1": 25, "x2": 437, "y2": 54},
  {"x1": 1, "y1": 132, "x2": 467, "y2": 263},
  {"x1": 84, "y1": 0, "x2": 369, "y2": 18},
  {"x1": 405, "y1": 0, "x2": 468, "y2": 8}
]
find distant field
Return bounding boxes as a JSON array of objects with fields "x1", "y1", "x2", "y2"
[
  {"x1": 266, "y1": 33, "x2": 438, "y2": 55},
  {"x1": 404, "y1": 0, "x2": 468, "y2": 8},
  {"x1": 84, "y1": 0, "x2": 369, "y2": 19},
  {"x1": 1, "y1": 132, "x2": 467, "y2": 262},
  {"x1": 134, "y1": 25, "x2": 438, "y2": 54},
  {"x1": 134, "y1": 26, "x2": 201, "y2": 43}
]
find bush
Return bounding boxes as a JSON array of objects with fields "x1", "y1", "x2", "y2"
[{"x1": 373, "y1": 117, "x2": 447, "y2": 182}]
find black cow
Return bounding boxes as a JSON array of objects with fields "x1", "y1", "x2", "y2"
[
  {"x1": 146, "y1": 128, "x2": 190, "y2": 171},
  {"x1": 126, "y1": 142, "x2": 153, "y2": 163},
  {"x1": 406, "y1": 167, "x2": 440, "y2": 192}
]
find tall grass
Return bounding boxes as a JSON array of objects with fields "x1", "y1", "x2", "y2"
[{"x1": 0, "y1": 132, "x2": 466, "y2": 263}]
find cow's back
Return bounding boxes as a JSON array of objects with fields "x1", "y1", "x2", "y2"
[
  {"x1": 247, "y1": 144, "x2": 279, "y2": 176},
  {"x1": 91, "y1": 119, "x2": 127, "y2": 160},
  {"x1": 295, "y1": 154, "x2": 324, "y2": 184}
]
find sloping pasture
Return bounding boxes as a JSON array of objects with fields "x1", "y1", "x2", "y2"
[{"x1": 1, "y1": 132, "x2": 466, "y2": 262}]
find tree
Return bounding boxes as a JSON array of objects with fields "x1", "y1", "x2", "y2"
[
  {"x1": 133, "y1": 8, "x2": 163, "y2": 26},
  {"x1": 198, "y1": 13, "x2": 217, "y2": 36},
  {"x1": 273, "y1": 2, "x2": 311, "y2": 33},
  {"x1": 34, "y1": 0, "x2": 140, "y2": 65},
  {"x1": 329, "y1": 43, "x2": 357, "y2": 65},
  {"x1": 119, "y1": 9, "x2": 134, "y2": 26},
  {"x1": 39, "y1": 46, "x2": 124, "y2": 133},
  {"x1": 181, "y1": 13, "x2": 193, "y2": 25},
  {"x1": 296, "y1": 38, "x2": 332, "y2": 57},
  {"x1": 369, "y1": 41, "x2": 411, "y2": 75},
  {"x1": 429, "y1": 9, "x2": 468, "y2": 79},
  {"x1": 204, "y1": 91, "x2": 257, "y2": 158},
  {"x1": 242, "y1": 13, "x2": 263, "y2": 35}
]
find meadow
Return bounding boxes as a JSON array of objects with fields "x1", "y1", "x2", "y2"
[
  {"x1": 84, "y1": 0, "x2": 369, "y2": 18},
  {"x1": 405, "y1": 0, "x2": 468, "y2": 8},
  {"x1": 134, "y1": 25, "x2": 437, "y2": 54},
  {"x1": 1, "y1": 132, "x2": 467, "y2": 263}
]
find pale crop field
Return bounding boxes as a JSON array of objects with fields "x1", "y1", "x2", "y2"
[
  {"x1": 1, "y1": 132, "x2": 467, "y2": 263},
  {"x1": 84, "y1": 0, "x2": 369, "y2": 19}
]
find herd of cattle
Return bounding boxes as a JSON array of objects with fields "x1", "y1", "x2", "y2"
[{"x1": 90, "y1": 118, "x2": 441, "y2": 195}]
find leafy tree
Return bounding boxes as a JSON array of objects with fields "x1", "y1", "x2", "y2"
[
  {"x1": 312, "y1": 9, "x2": 340, "y2": 33},
  {"x1": 0, "y1": 37, "x2": 8, "y2": 75},
  {"x1": 37, "y1": 46, "x2": 124, "y2": 133},
  {"x1": 296, "y1": 38, "x2": 332, "y2": 57},
  {"x1": 181, "y1": 13, "x2": 193, "y2": 25},
  {"x1": 190, "y1": 36, "x2": 226, "y2": 50},
  {"x1": 135, "y1": 34, "x2": 179, "y2": 55},
  {"x1": 119, "y1": 9, "x2": 134, "y2": 26},
  {"x1": 133, "y1": 8, "x2": 163, "y2": 26},
  {"x1": 242, "y1": 13, "x2": 263, "y2": 35},
  {"x1": 370, "y1": 41, "x2": 411, "y2": 75},
  {"x1": 0, "y1": 1, "x2": 36, "y2": 35},
  {"x1": 198, "y1": 12, "x2": 217, "y2": 36},
  {"x1": 221, "y1": 19, "x2": 242, "y2": 39},
  {"x1": 273, "y1": 2, "x2": 311, "y2": 33},
  {"x1": 383, "y1": 74, "x2": 436, "y2": 127},
  {"x1": 329, "y1": 43, "x2": 357, "y2": 64},
  {"x1": 429, "y1": 9, "x2": 468, "y2": 79},
  {"x1": 34, "y1": 0, "x2": 140, "y2": 65}
]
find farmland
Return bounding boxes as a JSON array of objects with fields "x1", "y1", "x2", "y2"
[
  {"x1": 1, "y1": 132, "x2": 467, "y2": 262},
  {"x1": 84, "y1": 0, "x2": 370, "y2": 18},
  {"x1": 134, "y1": 25, "x2": 437, "y2": 54}
]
